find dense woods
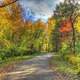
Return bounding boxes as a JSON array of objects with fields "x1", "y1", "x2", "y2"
[{"x1": 0, "y1": 0, "x2": 80, "y2": 76}]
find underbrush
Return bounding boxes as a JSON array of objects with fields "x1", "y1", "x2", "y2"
[
  {"x1": 0, "y1": 47, "x2": 40, "y2": 60},
  {"x1": 51, "y1": 53, "x2": 80, "y2": 75},
  {"x1": 0, "y1": 50, "x2": 42, "y2": 68}
]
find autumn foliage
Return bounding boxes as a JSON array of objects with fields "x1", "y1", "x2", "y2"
[
  {"x1": 59, "y1": 18, "x2": 72, "y2": 33},
  {"x1": 0, "y1": 0, "x2": 80, "y2": 67}
]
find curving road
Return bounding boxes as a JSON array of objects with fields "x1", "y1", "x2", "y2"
[
  {"x1": 2, "y1": 53, "x2": 72, "y2": 80},
  {"x1": 3, "y1": 54, "x2": 55, "y2": 80}
]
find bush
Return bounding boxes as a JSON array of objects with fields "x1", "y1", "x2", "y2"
[{"x1": 68, "y1": 55, "x2": 80, "y2": 66}]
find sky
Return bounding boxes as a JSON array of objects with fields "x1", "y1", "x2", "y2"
[
  {"x1": 0, "y1": 0, "x2": 80, "y2": 21},
  {"x1": 19, "y1": 0, "x2": 64, "y2": 21},
  {"x1": 0, "y1": 0, "x2": 64, "y2": 21}
]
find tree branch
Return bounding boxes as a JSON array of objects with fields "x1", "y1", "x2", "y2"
[{"x1": 0, "y1": 0, "x2": 18, "y2": 8}]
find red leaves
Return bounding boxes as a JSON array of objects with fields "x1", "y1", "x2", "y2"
[{"x1": 59, "y1": 19, "x2": 72, "y2": 33}]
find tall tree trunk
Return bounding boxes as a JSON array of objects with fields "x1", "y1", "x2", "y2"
[
  {"x1": 70, "y1": 17, "x2": 76, "y2": 54},
  {"x1": 72, "y1": 23, "x2": 76, "y2": 54}
]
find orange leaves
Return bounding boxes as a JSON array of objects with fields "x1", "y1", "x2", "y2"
[
  {"x1": 25, "y1": 20, "x2": 33, "y2": 30},
  {"x1": 33, "y1": 20, "x2": 47, "y2": 31},
  {"x1": 59, "y1": 19, "x2": 72, "y2": 33}
]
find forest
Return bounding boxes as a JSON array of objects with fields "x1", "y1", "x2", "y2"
[{"x1": 0, "y1": 0, "x2": 80, "y2": 79}]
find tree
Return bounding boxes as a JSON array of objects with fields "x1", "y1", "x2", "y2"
[
  {"x1": 48, "y1": 16, "x2": 56, "y2": 35},
  {"x1": 9, "y1": 2, "x2": 24, "y2": 43},
  {"x1": 0, "y1": 0, "x2": 18, "y2": 8},
  {"x1": 33, "y1": 20, "x2": 49, "y2": 52},
  {"x1": 53, "y1": 0, "x2": 80, "y2": 54},
  {"x1": 75, "y1": 16, "x2": 80, "y2": 33},
  {"x1": 51, "y1": 22, "x2": 61, "y2": 52},
  {"x1": 0, "y1": 0, "x2": 26, "y2": 58},
  {"x1": 59, "y1": 18, "x2": 72, "y2": 33}
]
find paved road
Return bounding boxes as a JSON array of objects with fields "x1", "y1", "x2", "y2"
[{"x1": 2, "y1": 54, "x2": 59, "y2": 80}]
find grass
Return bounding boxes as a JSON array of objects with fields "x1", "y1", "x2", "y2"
[
  {"x1": 0, "y1": 52, "x2": 44, "y2": 68},
  {"x1": 51, "y1": 54, "x2": 80, "y2": 75},
  {"x1": 0, "y1": 56, "x2": 32, "y2": 68}
]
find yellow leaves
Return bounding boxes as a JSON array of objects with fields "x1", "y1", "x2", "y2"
[
  {"x1": 0, "y1": 38, "x2": 13, "y2": 49},
  {"x1": 0, "y1": 7, "x2": 13, "y2": 48},
  {"x1": 48, "y1": 17, "x2": 56, "y2": 35},
  {"x1": 4, "y1": 0, "x2": 11, "y2": 4},
  {"x1": 0, "y1": 19, "x2": 10, "y2": 29},
  {"x1": 48, "y1": 17, "x2": 56, "y2": 27},
  {"x1": 75, "y1": 16, "x2": 80, "y2": 32},
  {"x1": 0, "y1": 5, "x2": 12, "y2": 30},
  {"x1": 0, "y1": 6, "x2": 10, "y2": 17},
  {"x1": 3, "y1": 40, "x2": 11, "y2": 48},
  {"x1": 0, "y1": 31, "x2": 4, "y2": 38},
  {"x1": 3, "y1": 0, "x2": 16, "y2": 6},
  {"x1": 61, "y1": 42, "x2": 67, "y2": 50},
  {"x1": 68, "y1": 55, "x2": 80, "y2": 65}
]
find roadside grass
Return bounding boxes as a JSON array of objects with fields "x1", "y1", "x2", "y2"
[
  {"x1": 50, "y1": 54, "x2": 80, "y2": 75},
  {"x1": 0, "y1": 52, "x2": 49, "y2": 79},
  {"x1": 0, "y1": 56, "x2": 33, "y2": 68},
  {"x1": 0, "y1": 52, "x2": 44, "y2": 68}
]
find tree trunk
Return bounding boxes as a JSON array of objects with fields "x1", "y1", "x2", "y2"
[
  {"x1": 72, "y1": 24, "x2": 76, "y2": 54},
  {"x1": 71, "y1": 18, "x2": 76, "y2": 54}
]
